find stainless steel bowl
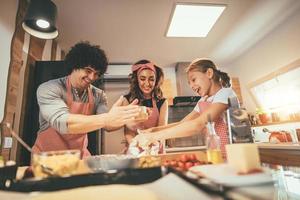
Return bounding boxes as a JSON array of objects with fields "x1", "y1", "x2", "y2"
[{"x1": 85, "y1": 154, "x2": 138, "y2": 172}]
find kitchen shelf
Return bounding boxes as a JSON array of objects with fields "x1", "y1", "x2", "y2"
[{"x1": 251, "y1": 120, "x2": 300, "y2": 127}]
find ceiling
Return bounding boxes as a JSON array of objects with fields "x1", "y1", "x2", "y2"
[{"x1": 52, "y1": 0, "x2": 300, "y2": 68}]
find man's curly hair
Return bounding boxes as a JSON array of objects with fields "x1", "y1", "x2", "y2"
[{"x1": 64, "y1": 41, "x2": 108, "y2": 74}]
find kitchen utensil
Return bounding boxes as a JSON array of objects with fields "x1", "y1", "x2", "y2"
[
  {"x1": 32, "y1": 149, "x2": 80, "y2": 178},
  {"x1": 5, "y1": 123, "x2": 32, "y2": 153},
  {"x1": 85, "y1": 154, "x2": 138, "y2": 172},
  {"x1": 189, "y1": 164, "x2": 273, "y2": 187}
]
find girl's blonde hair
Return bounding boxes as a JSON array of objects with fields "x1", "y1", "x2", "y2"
[{"x1": 186, "y1": 58, "x2": 231, "y2": 87}]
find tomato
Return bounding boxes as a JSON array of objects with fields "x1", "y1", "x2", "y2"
[
  {"x1": 177, "y1": 161, "x2": 184, "y2": 168},
  {"x1": 188, "y1": 154, "x2": 197, "y2": 161},
  {"x1": 170, "y1": 160, "x2": 177, "y2": 167},
  {"x1": 180, "y1": 154, "x2": 188, "y2": 162},
  {"x1": 163, "y1": 160, "x2": 170, "y2": 167},
  {"x1": 185, "y1": 162, "x2": 194, "y2": 169}
]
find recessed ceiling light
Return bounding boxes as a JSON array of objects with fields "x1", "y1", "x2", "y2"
[{"x1": 167, "y1": 4, "x2": 226, "y2": 37}]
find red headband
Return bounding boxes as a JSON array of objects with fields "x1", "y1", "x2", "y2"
[{"x1": 131, "y1": 62, "x2": 156, "y2": 74}]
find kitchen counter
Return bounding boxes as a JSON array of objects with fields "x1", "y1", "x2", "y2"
[
  {"x1": 258, "y1": 143, "x2": 300, "y2": 166},
  {"x1": 258, "y1": 142, "x2": 300, "y2": 150},
  {"x1": 2, "y1": 146, "x2": 300, "y2": 199},
  {"x1": 2, "y1": 163, "x2": 300, "y2": 200}
]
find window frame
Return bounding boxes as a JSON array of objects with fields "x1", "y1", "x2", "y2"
[{"x1": 247, "y1": 59, "x2": 300, "y2": 110}]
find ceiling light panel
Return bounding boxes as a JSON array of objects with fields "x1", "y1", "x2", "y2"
[{"x1": 167, "y1": 4, "x2": 226, "y2": 37}]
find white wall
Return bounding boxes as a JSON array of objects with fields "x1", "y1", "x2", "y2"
[
  {"x1": 162, "y1": 66, "x2": 177, "y2": 97},
  {"x1": 0, "y1": 0, "x2": 18, "y2": 121},
  {"x1": 42, "y1": 40, "x2": 53, "y2": 60},
  {"x1": 227, "y1": 10, "x2": 300, "y2": 113}
]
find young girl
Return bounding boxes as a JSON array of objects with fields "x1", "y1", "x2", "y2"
[
  {"x1": 135, "y1": 58, "x2": 237, "y2": 158},
  {"x1": 122, "y1": 59, "x2": 168, "y2": 154}
]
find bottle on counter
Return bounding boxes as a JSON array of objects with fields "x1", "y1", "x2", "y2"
[{"x1": 206, "y1": 114, "x2": 224, "y2": 164}]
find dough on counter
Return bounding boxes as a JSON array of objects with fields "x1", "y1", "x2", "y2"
[{"x1": 31, "y1": 184, "x2": 158, "y2": 200}]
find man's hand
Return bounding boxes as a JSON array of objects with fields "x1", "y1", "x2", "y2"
[{"x1": 105, "y1": 96, "x2": 140, "y2": 128}]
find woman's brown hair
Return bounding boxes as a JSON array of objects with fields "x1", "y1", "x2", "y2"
[
  {"x1": 186, "y1": 58, "x2": 231, "y2": 87},
  {"x1": 126, "y1": 59, "x2": 164, "y2": 103}
]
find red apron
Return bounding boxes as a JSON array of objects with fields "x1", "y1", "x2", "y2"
[
  {"x1": 137, "y1": 98, "x2": 159, "y2": 130},
  {"x1": 32, "y1": 76, "x2": 94, "y2": 158},
  {"x1": 138, "y1": 98, "x2": 164, "y2": 153},
  {"x1": 198, "y1": 101, "x2": 229, "y2": 159},
  {"x1": 126, "y1": 98, "x2": 163, "y2": 154}
]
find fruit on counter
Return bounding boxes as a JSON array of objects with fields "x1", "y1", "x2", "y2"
[
  {"x1": 162, "y1": 153, "x2": 209, "y2": 171},
  {"x1": 226, "y1": 144, "x2": 261, "y2": 174},
  {"x1": 188, "y1": 154, "x2": 197, "y2": 161}
]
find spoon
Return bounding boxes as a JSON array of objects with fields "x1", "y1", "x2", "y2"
[
  {"x1": 5, "y1": 123, "x2": 33, "y2": 153},
  {"x1": 40, "y1": 164, "x2": 58, "y2": 176}
]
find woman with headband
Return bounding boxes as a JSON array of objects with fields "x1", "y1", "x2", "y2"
[{"x1": 122, "y1": 59, "x2": 168, "y2": 154}]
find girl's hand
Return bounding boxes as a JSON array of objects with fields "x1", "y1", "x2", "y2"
[
  {"x1": 133, "y1": 132, "x2": 155, "y2": 148},
  {"x1": 137, "y1": 127, "x2": 155, "y2": 134}
]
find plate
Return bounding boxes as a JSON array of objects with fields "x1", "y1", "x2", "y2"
[{"x1": 188, "y1": 164, "x2": 273, "y2": 187}]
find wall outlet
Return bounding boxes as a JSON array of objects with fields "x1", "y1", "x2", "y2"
[{"x1": 3, "y1": 137, "x2": 13, "y2": 148}]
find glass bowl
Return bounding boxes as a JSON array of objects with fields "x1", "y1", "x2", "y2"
[{"x1": 31, "y1": 149, "x2": 80, "y2": 178}]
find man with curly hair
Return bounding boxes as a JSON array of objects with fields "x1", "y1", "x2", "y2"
[{"x1": 32, "y1": 42, "x2": 140, "y2": 158}]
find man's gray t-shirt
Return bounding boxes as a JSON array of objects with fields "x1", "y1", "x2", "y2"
[{"x1": 37, "y1": 76, "x2": 108, "y2": 134}]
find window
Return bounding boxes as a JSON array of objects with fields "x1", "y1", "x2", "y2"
[{"x1": 249, "y1": 59, "x2": 300, "y2": 114}]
